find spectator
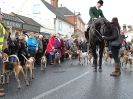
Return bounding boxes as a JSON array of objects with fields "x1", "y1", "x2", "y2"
[
  {"x1": 0, "y1": 8, "x2": 7, "y2": 96},
  {"x1": 27, "y1": 33, "x2": 38, "y2": 57},
  {"x1": 54, "y1": 33, "x2": 61, "y2": 63},
  {"x1": 46, "y1": 33, "x2": 56, "y2": 65},
  {"x1": 7, "y1": 32, "x2": 19, "y2": 55},
  {"x1": 36, "y1": 35, "x2": 44, "y2": 65},
  {"x1": 42, "y1": 35, "x2": 48, "y2": 54},
  {"x1": 60, "y1": 37, "x2": 65, "y2": 62},
  {"x1": 18, "y1": 35, "x2": 28, "y2": 66}
]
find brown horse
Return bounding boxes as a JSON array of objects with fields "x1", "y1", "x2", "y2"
[{"x1": 85, "y1": 18, "x2": 112, "y2": 72}]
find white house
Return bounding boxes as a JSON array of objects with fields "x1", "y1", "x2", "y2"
[{"x1": 13, "y1": 0, "x2": 74, "y2": 37}]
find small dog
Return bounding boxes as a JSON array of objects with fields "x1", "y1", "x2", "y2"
[
  {"x1": 21, "y1": 54, "x2": 35, "y2": 86},
  {"x1": 66, "y1": 50, "x2": 73, "y2": 65},
  {"x1": 41, "y1": 55, "x2": 47, "y2": 70},
  {"x1": 77, "y1": 50, "x2": 88, "y2": 65},
  {"x1": 104, "y1": 50, "x2": 113, "y2": 63},
  {"x1": 2, "y1": 53, "x2": 25, "y2": 88},
  {"x1": 103, "y1": 47, "x2": 113, "y2": 63},
  {"x1": 54, "y1": 51, "x2": 60, "y2": 64},
  {"x1": 87, "y1": 52, "x2": 93, "y2": 64},
  {"x1": 121, "y1": 50, "x2": 133, "y2": 71}
]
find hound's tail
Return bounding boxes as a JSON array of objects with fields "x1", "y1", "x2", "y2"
[{"x1": 21, "y1": 54, "x2": 28, "y2": 61}]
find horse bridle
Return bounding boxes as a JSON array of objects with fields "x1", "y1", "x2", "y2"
[{"x1": 94, "y1": 28, "x2": 103, "y2": 41}]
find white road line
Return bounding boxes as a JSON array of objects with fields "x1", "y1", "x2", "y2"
[{"x1": 32, "y1": 71, "x2": 90, "y2": 99}]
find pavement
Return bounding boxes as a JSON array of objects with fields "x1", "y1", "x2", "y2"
[{"x1": 1, "y1": 60, "x2": 133, "y2": 99}]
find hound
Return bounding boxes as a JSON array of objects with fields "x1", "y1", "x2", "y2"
[
  {"x1": 21, "y1": 54, "x2": 35, "y2": 86},
  {"x1": 2, "y1": 53, "x2": 25, "y2": 88}
]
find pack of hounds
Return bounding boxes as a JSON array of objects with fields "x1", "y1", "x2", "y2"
[
  {"x1": 1, "y1": 46, "x2": 133, "y2": 89},
  {"x1": 104, "y1": 47, "x2": 133, "y2": 72},
  {"x1": 0, "y1": 53, "x2": 47, "y2": 89}
]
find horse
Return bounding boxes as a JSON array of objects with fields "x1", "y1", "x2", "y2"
[{"x1": 85, "y1": 17, "x2": 112, "y2": 72}]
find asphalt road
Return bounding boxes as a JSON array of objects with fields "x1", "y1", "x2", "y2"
[{"x1": 1, "y1": 60, "x2": 133, "y2": 99}]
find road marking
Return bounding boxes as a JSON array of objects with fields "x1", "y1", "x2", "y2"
[{"x1": 32, "y1": 70, "x2": 90, "y2": 99}]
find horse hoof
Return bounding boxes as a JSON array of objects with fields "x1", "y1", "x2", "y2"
[
  {"x1": 92, "y1": 65, "x2": 95, "y2": 67},
  {"x1": 93, "y1": 69, "x2": 97, "y2": 72},
  {"x1": 99, "y1": 68, "x2": 102, "y2": 72}
]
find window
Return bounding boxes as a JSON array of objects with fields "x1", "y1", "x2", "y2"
[
  {"x1": 32, "y1": 4, "x2": 41, "y2": 14},
  {"x1": 58, "y1": 20, "x2": 62, "y2": 31}
]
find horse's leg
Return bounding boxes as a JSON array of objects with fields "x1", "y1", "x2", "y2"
[
  {"x1": 91, "y1": 46, "x2": 97, "y2": 72},
  {"x1": 98, "y1": 41, "x2": 105, "y2": 72}
]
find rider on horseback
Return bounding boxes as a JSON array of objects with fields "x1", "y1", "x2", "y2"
[
  {"x1": 85, "y1": 0, "x2": 105, "y2": 45},
  {"x1": 88, "y1": 0, "x2": 104, "y2": 27}
]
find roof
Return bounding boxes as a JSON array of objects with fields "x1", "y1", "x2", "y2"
[
  {"x1": 57, "y1": 7, "x2": 74, "y2": 15},
  {"x1": 11, "y1": 12, "x2": 42, "y2": 27},
  {"x1": 2, "y1": 13, "x2": 22, "y2": 23},
  {"x1": 57, "y1": 7, "x2": 85, "y2": 25},
  {"x1": 41, "y1": 0, "x2": 69, "y2": 23}
]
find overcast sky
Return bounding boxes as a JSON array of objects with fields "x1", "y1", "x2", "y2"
[
  {"x1": 0, "y1": 0, "x2": 133, "y2": 25},
  {"x1": 59, "y1": 0, "x2": 133, "y2": 26}
]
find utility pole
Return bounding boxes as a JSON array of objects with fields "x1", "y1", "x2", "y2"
[{"x1": 73, "y1": 11, "x2": 80, "y2": 35}]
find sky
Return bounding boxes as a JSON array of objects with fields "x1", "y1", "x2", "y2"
[{"x1": 0, "y1": 0, "x2": 133, "y2": 26}]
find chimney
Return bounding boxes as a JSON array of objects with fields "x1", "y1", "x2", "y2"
[{"x1": 51, "y1": 0, "x2": 58, "y2": 8}]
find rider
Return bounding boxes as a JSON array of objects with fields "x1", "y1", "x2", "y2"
[
  {"x1": 88, "y1": 0, "x2": 104, "y2": 27},
  {"x1": 85, "y1": 0, "x2": 105, "y2": 45}
]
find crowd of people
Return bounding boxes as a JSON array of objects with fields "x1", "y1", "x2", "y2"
[
  {"x1": 0, "y1": 27, "x2": 87, "y2": 96},
  {"x1": 3, "y1": 31, "x2": 87, "y2": 66}
]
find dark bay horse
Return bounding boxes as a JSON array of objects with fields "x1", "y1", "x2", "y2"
[{"x1": 85, "y1": 18, "x2": 112, "y2": 72}]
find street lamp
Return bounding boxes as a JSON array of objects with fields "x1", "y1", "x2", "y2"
[{"x1": 74, "y1": 11, "x2": 81, "y2": 34}]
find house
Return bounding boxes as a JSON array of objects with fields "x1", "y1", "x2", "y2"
[
  {"x1": 11, "y1": 12, "x2": 41, "y2": 32},
  {"x1": 15, "y1": 0, "x2": 74, "y2": 37},
  {"x1": 41, "y1": 0, "x2": 74, "y2": 37},
  {"x1": 57, "y1": 7, "x2": 85, "y2": 39},
  {"x1": 2, "y1": 13, "x2": 23, "y2": 31}
]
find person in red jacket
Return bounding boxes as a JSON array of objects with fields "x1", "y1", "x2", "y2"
[{"x1": 46, "y1": 33, "x2": 56, "y2": 64}]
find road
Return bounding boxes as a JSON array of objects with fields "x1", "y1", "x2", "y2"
[{"x1": 1, "y1": 60, "x2": 133, "y2": 99}]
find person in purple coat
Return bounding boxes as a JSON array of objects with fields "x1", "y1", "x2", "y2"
[{"x1": 54, "y1": 34, "x2": 61, "y2": 59}]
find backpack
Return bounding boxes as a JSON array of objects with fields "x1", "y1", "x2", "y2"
[{"x1": 27, "y1": 37, "x2": 37, "y2": 48}]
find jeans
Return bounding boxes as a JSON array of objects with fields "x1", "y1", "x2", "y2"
[
  {"x1": 49, "y1": 52, "x2": 55, "y2": 64},
  {"x1": 111, "y1": 46, "x2": 120, "y2": 63}
]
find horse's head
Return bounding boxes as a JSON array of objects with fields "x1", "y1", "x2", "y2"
[
  {"x1": 93, "y1": 18, "x2": 112, "y2": 37},
  {"x1": 100, "y1": 19, "x2": 112, "y2": 37}
]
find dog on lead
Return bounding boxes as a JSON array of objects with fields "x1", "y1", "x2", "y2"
[
  {"x1": 66, "y1": 50, "x2": 73, "y2": 65},
  {"x1": 21, "y1": 54, "x2": 35, "y2": 86},
  {"x1": 103, "y1": 47, "x2": 113, "y2": 63},
  {"x1": 77, "y1": 50, "x2": 88, "y2": 65},
  {"x1": 54, "y1": 50, "x2": 60, "y2": 64},
  {"x1": 2, "y1": 53, "x2": 26, "y2": 89},
  {"x1": 41, "y1": 55, "x2": 47, "y2": 70},
  {"x1": 87, "y1": 51, "x2": 93, "y2": 64},
  {"x1": 120, "y1": 50, "x2": 133, "y2": 72}
]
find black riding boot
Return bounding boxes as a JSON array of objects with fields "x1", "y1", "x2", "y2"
[
  {"x1": 93, "y1": 59, "x2": 97, "y2": 72},
  {"x1": 98, "y1": 59, "x2": 102, "y2": 72}
]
